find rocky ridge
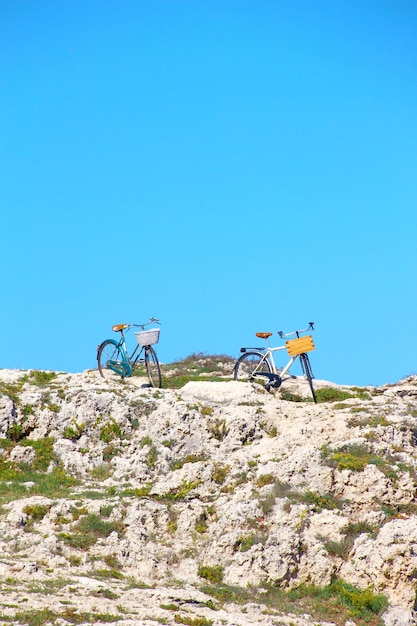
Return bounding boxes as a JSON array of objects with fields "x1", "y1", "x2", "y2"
[{"x1": 0, "y1": 363, "x2": 417, "y2": 626}]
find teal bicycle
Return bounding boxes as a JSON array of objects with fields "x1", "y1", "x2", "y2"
[{"x1": 97, "y1": 318, "x2": 162, "y2": 387}]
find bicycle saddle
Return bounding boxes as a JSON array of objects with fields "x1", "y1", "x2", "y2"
[
  {"x1": 256, "y1": 332, "x2": 272, "y2": 339},
  {"x1": 112, "y1": 324, "x2": 128, "y2": 332}
]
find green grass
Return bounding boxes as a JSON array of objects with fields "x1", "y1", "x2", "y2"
[
  {"x1": 200, "y1": 579, "x2": 387, "y2": 625},
  {"x1": 324, "y1": 521, "x2": 377, "y2": 558},
  {"x1": 0, "y1": 375, "x2": 29, "y2": 403},
  {"x1": 315, "y1": 386, "x2": 371, "y2": 403},
  {"x1": 170, "y1": 454, "x2": 207, "y2": 471},
  {"x1": 28, "y1": 370, "x2": 57, "y2": 386},
  {"x1": 7, "y1": 608, "x2": 124, "y2": 625},
  {"x1": 256, "y1": 479, "x2": 345, "y2": 516},
  {"x1": 174, "y1": 615, "x2": 213, "y2": 626},
  {"x1": 0, "y1": 457, "x2": 78, "y2": 504},
  {"x1": 58, "y1": 513, "x2": 125, "y2": 550},
  {"x1": 160, "y1": 353, "x2": 235, "y2": 388}
]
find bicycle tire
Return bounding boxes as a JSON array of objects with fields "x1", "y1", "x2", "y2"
[
  {"x1": 145, "y1": 346, "x2": 162, "y2": 388},
  {"x1": 233, "y1": 351, "x2": 272, "y2": 383},
  {"x1": 97, "y1": 340, "x2": 129, "y2": 379}
]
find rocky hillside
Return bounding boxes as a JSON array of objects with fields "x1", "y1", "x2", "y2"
[{"x1": 0, "y1": 358, "x2": 417, "y2": 626}]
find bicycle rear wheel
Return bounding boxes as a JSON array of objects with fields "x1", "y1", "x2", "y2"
[
  {"x1": 145, "y1": 346, "x2": 162, "y2": 388},
  {"x1": 234, "y1": 351, "x2": 272, "y2": 383},
  {"x1": 97, "y1": 340, "x2": 129, "y2": 379}
]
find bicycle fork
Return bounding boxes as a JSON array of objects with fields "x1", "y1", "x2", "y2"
[{"x1": 299, "y1": 353, "x2": 317, "y2": 403}]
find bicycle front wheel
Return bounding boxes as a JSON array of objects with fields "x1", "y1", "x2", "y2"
[
  {"x1": 145, "y1": 346, "x2": 162, "y2": 388},
  {"x1": 97, "y1": 340, "x2": 128, "y2": 379},
  {"x1": 234, "y1": 351, "x2": 272, "y2": 382}
]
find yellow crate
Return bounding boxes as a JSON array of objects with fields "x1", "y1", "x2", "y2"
[{"x1": 286, "y1": 335, "x2": 315, "y2": 356}]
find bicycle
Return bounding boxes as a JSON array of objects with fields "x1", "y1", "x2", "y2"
[
  {"x1": 97, "y1": 318, "x2": 162, "y2": 388},
  {"x1": 233, "y1": 322, "x2": 317, "y2": 402}
]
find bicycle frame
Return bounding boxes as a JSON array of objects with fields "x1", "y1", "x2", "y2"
[
  {"x1": 236, "y1": 322, "x2": 316, "y2": 400},
  {"x1": 110, "y1": 337, "x2": 145, "y2": 377},
  {"x1": 106, "y1": 335, "x2": 133, "y2": 377},
  {"x1": 241, "y1": 344, "x2": 298, "y2": 384},
  {"x1": 103, "y1": 318, "x2": 159, "y2": 378}
]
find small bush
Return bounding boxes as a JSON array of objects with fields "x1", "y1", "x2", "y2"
[
  {"x1": 164, "y1": 479, "x2": 201, "y2": 501},
  {"x1": 302, "y1": 490, "x2": 343, "y2": 511},
  {"x1": 206, "y1": 418, "x2": 227, "y2": 441},
  {"x1": 195, "y1": 511, "x2": 209, "y2": 534},
  {"x1": 100, "y1": 419, "x2": 123, "y2": 443},
  {"x1": 90, "y1": 463, "x2": 112, "y2": 480},
  {"x1": 171, "y1": 454, "x2": 206, "y2": 471},
  {"x1": 197, "y1": 564, "x2": 224, "y2": 584},
  {"x1": 63, "y1": 421, "x2": 85, "y2": 441},
  {"x1": 29, "y1": 371, "x2": 57, "y2": 387},
  {"x1": 7, "y1": 423, "x2": 25, "y2": 442},
  {"x1": 23, "y1": 503, "x2": 51, "y2": 529},
  {"x1": 280, "y1": 390, "x2": 306, "y2": 402},
  {"x1": 212, "y1": 464, "x2": 230, "y2": 485},
  {"x1": 256, "y1": 474, "x2": 275, "y2": 487},
  {"x1": 146, "y1": 445, "x2": 158, "y2": 468},
  {"x1": 315, "y1": 388, "x2": 355, "y2": 403},
  {"x1": 234, "y1": 533, "x2": 265, "y2": 552},
  {"x1": 58, "y1": 513, "x2": 124, "y2": 550},
  {"x1": 331, "y1": 579, "x2": 388, "y2": 617}
]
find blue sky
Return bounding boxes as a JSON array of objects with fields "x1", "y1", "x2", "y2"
[{"x1": 1, "y1": 1, "x2": 416, "y2": 386}]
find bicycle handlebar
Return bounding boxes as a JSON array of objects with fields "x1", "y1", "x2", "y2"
[
  {"x1": 131, "y1": 317, "x2": 160, "y2": 328},
  {"x1": 278, "y1": 322, "x2": 314, "y2": 339},
  {"x1": 115, "y1": 318, "x2": 160, "y2": 332}
]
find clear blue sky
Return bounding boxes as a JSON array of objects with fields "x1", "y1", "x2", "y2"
[{"x1": 1, "y1": 1, "x2": 416, "y2": 386}]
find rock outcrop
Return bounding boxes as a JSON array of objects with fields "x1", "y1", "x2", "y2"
[{"x1": 0, "y1": 366, "x2": 416, "y2": 625}]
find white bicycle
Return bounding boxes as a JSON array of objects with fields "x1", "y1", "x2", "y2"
[{"x1": 233, "y1": 322, "x2": 317, "y2": 402}]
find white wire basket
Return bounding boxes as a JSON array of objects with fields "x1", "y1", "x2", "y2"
[{"x1": 135, "y1": 328, "x2": 160, "y2": 346}]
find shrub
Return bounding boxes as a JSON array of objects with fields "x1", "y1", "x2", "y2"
[
  {"x1": 29, "y1": 370, "x2": 57, "y2": 387},
  {"x1": 197, "y1": 565, "x2": 224, "y2": 584},
  {"x1": 146, "y1": 445, "x2": 158, "y2": 468},
  {"x1": 280, "y1": 390, "x2": 306, "y2": 402},
  {"x1": 206, "y1": 418, "x2": 227, "y2": 441},
  {"x1": 63, "y1": 421, "x2": 85, "y2": 441},
  {"x1": 212, "y1": 464, "x2": 229, "y2": 485},
  {"x1": 171, "y1": 454, "x2": 206, "y2": 471},
  {"x1": 302, "y1": 490, "x2": 343, "y2": 511},
  {"x1": 322, "y1": 444, "x2": 374, "y2": 472},
  {"x1": 330, "y1": 579, "x2": 388, "y2": 617},
  {"x1": 100, "y1": 419, "x2": 123, "y2": 443},
  {"x1": 315, "y1": 388, "x2": 355, "y2": 403},
  {"x1": 256, "y1": 474, "x2": 275, "y2": 487},
  {"x1": 23, "y1": 503, "x2": 51, "y2": 529},
  {"x1": 164, "y1": 479, "x2": 201, "y2": 501},
  {"x1": 58, "y1": 513, "x2": 124, "y2": 550},
  {"x1": 234, "y1": 533, "x2": 265, "y2": 552}
]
